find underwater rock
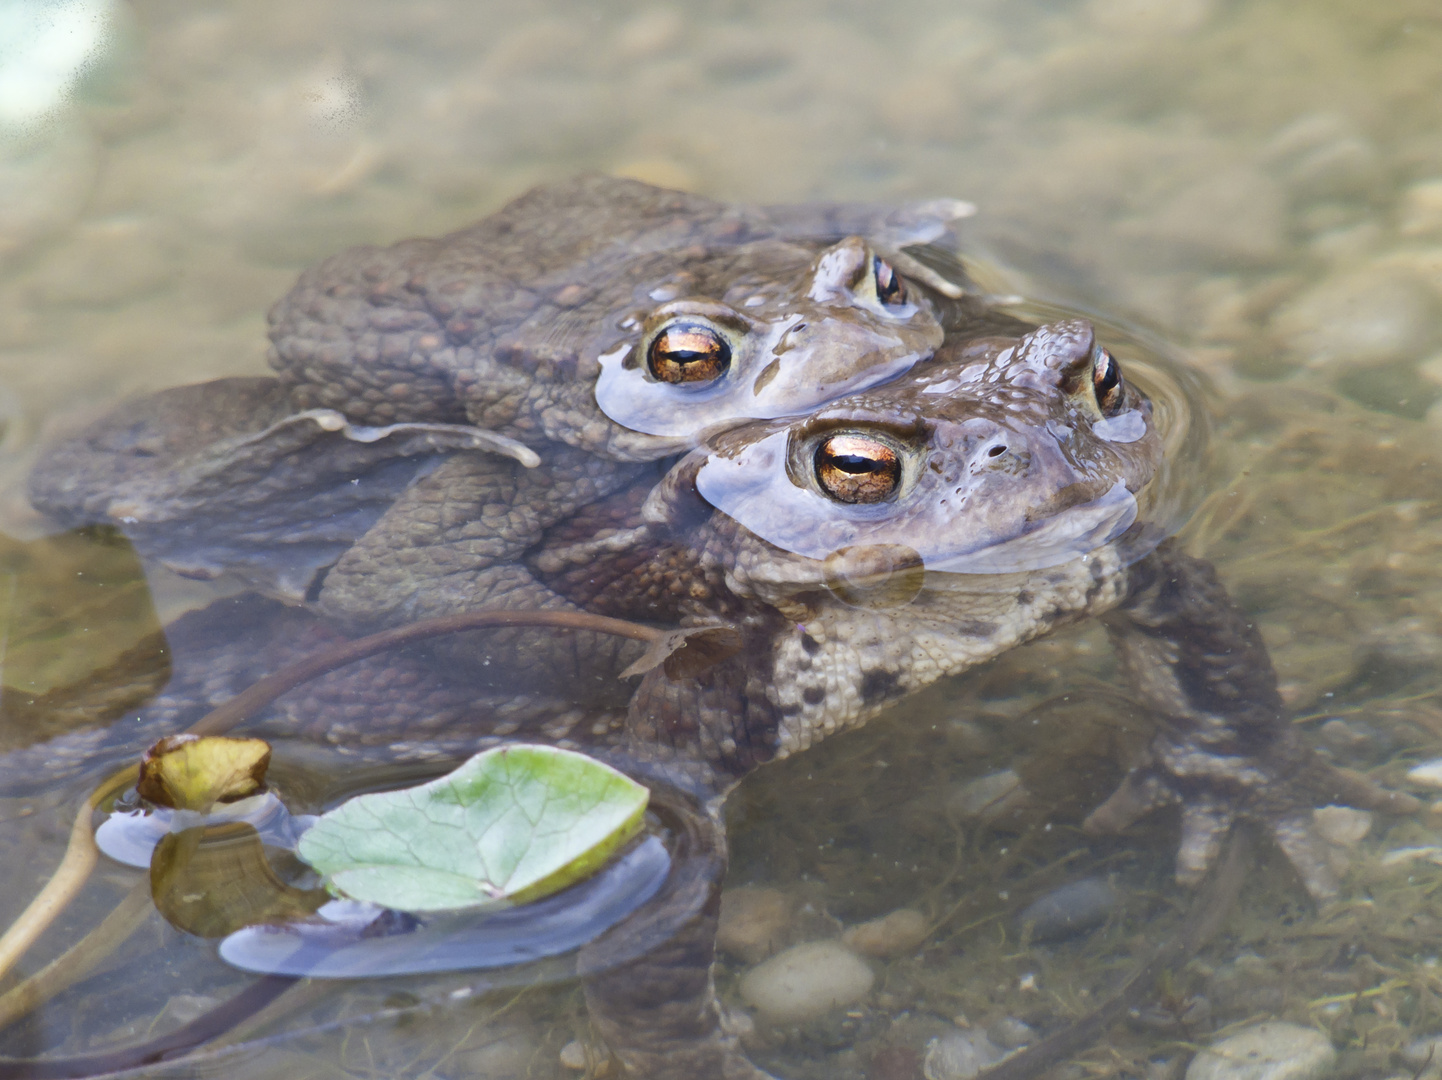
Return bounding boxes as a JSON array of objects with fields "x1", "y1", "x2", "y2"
[
  {"x1": 738, "y1": 940, "x2": 874, "y2": 1024},
  {"x1": 1271, "y1": 265, "x2": 1442, "y2": 368},
  {"x1": 718, "y1": 885, "x2": 796, "y2": 963},
  {"x1": 1186, "y1": 1022, "x2": 1336, "y2": 1080},
  {"x1": 987, "y1": 1017, "x2": 1037, "y2": 1050},
  {"x1": 1406, "y1": 758, "x2": 1442, "y2": 789},
  {"x1": 1401, "y1": 1034, "x2": 1442, "y2": 1071},
  {"x1": 1316, "y1": 718, "x2": 1394, "y2": 765},
  {"x1": 1016, "y1": 877, "x2": 1117, "y2": 942},
  {"x1": 946, "y1": 769, "x2": 1026, "y2": 822},
  {"x1": 922, "y1": 1028, "x2": 1009, "y2": 1080},
  {"x1": 558, "y1": 1040, "x2": 589, "y2": 1070},
  {"x1": 842, "y1": 908, "x2": 929, "y2": 958},
  {"x1": 1310, "y1": 806, "x2": 1372, "y2": 847},
  {"x1": 1399, "y1": 180, "x2": 1442, "y2": 241}
]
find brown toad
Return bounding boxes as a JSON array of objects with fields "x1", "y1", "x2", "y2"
[{"x1": 31, "y1": 176, "x2": 1015, "y2": 636}]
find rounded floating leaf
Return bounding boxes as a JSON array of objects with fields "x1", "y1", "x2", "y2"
[
  {"x1": 296, "y1": 745, "x2": 650, "y2": 913},
  {"x1": 137, "y1": 734, "x2": 272, "y2": 812}
]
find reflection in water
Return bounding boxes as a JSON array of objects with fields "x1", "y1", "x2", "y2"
[{"x1": 0, "y1": 526, "x2": 168, "y2": 749}]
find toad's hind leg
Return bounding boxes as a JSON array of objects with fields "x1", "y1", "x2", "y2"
[
  {"x1": 316, "y1": 448, "x2": 654, "y2": 693},
  {"x1": 1093, "y1": 541, "x2": 1418, "y2": 899}
]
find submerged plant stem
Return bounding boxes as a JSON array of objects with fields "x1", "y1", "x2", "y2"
[
  {"x1": 0, "y1": 881, "x2": 151, "y2": 1031},
  {"x1": 0, "y1": 766, "x2": 136, "y2": 983}
]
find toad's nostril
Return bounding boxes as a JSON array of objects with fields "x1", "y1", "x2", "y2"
[{"x1": 986, "y1": 444, "x2": 1007, "y2": 458}]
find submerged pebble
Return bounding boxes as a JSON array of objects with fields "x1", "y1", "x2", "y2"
[
  {"x1": 1310, "y1": 806, "x2": 1372, "y2": 847},
  {"x1": 1379, "y1": 845, "x2": 1442, "y2": 868},
  {"x1": 1402, "y1": 1034, "x2": 1442, "y2": 1069},
  {"x1": 739, "y1": 940, "x2": 873, "y2": 1024},
  {"x1": 1186, "y1": 1022, "x2": 1336, "y2": 1080},
  {"x1": 718, "y1": 885, "x2": 795, "y2": 963},
  {"x1": 923, "y1": 1029, "x2": 1009, "y2": 1080},
  {"x1": 1271, "y1": 266, "x2": 1442, "y2": 368},
  {"x1": 842, "y1": 908, "x2": 929, "y2": 958},
  {"x1": 1407, "y1": 759, "x2": 1442, "y2": 789},
  {"x1": 1016, "y1": 877, "x2": 1118, "y2": 942},
  {"x1": 946, "y1": 769, "x2": 1024, "y2": 822},
  {"x1": 558, "y1": 1040, "x2": 588, "y2": 1070},
  {"x1": 1316, "y1": 717, "x2": 1394, "y2": 764},
  {"x1": 987, "y1": 1017, "x2": 1037, "y2": 1050},
  {"x1": 1400, "y1": 180, "x2": 1442, "y2": 240}
]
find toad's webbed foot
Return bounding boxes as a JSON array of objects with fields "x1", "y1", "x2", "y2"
[
  {"x1": 1098, "y1": 542, "x2": 1419, "y2": 899},
  {"x1": 1084, "y1": 729, "x2": 1418, "y2": 898}
]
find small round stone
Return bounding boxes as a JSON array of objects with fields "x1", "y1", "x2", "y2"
[
  {"x1": 1399, "y1": 179, "x2": 1442, "y2": 240},
  {"x1": 923, "y1": 1029, "x2": 1008, "y2": 1080},
  {"x1": 1271, "y1": 267, "x2": 1442, "y2": 368},
  {"x1": 1311, "y1": 806, "x2": 1372, "y2": 847},
  {"x1": 987, "y1": 1017, "x2": 1037, "y2": 1050},
  {"x1": 738, "y1": 940, "x2": 874, "y2": 1024},
  {"x1": 1407, "y1": 758, "x2": 1442, "y2": 789},
  {"x1": 558, "y1": 1040, "x2": 588, "y2": 1071},
  {"x1": 946, "y1": 769, "x2": 1022, "y2": 821},
  {"x1": 842, "y1": 908, "x2": 929, "y2": 958},
  {"x1": 1016, "y1": 877, "x2": 1118, "y2": 942},
  {"x1": 1402, "y1": 1034, "x2": 1442, "y2": 1067},
  {"x1": 717, "y1": 885, "x2": 795, "y2": 964},
  {"x1": 1185, "y1": 1022, "x2": 1337, "y2": 1080}
]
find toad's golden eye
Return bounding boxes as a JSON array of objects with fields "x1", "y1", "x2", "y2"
[
  {"x1": 873, "y1": 257, "x2": 907, "y2": 306},
  {"x1": 815, "y1": 434, "x2": 902, "y2": 504},
  {"x1": 647, "y1": 323, "x2": 731, "y2": 384},
  {"x1": 1092, "y1": 346, "x2": 1124, "y2": 415}
]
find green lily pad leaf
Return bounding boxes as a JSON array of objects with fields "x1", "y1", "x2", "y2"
[{"x1": 296, "y1": 745, "x2": 650, "y2": 913}]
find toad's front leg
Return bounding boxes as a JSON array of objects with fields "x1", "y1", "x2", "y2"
[{"x1": 1092, "y1": 541, "x2": 1418, "y2": 898}]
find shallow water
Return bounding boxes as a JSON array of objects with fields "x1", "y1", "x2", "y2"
[{"x1": 4, "y1": 1, "x2": 1442, "y2": 1078}]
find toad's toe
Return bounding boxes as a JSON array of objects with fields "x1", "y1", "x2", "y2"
[
  {"x1": 1269, "y1": 811, "x2": 1339, "y2": 900},
  {"x1": 1175, "y1": 796, "x2": 1235, "y2": 886}
]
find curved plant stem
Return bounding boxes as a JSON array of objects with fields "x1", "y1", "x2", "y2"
[
  {"x1": 185, "y1": 608, "x2": 665, "y2": 737},
  {"x1": 0, "y1": 766, "x2": 136, "y2": 983},
  {"x1": 0, "y1": 607, "x2": 676, "y2": 1042},
  {"x1": 0, "y1": 976, "x2": 295, "y2": 1079},
  {"x1": 0, "y1": 881, "x2": 151, "y2": 1031}
]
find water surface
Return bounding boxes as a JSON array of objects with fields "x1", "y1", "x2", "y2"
[{"x1": 3, "y1": 1, "x2": 1442, "y2": 1077}]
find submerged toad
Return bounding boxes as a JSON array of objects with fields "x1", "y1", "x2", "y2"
[
  {"x1": 31, "y1": 176, "x2": 1012, "y2": 626},
  {"x1": 17, "y1": 316, "x2": 1410, "y2": 1079}
]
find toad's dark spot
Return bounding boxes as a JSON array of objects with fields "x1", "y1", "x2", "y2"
[
  {"x1": 954, "y1": 619, "x2": 997, "y2": 638},
  {"x1": 1017, "y1": 589, "x2": 1034, "y2": 606},
  {"x1": 860, "y1": 669, "x2": 900, "y2": 703},
  {"x1": 802, "y1": 686, "x2": 826, "y2": 705},
  {"x1": 800, "y1": 633, "x2": 821, "y2": 654}
]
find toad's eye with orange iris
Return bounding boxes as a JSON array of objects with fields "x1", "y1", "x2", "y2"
[
  {"x1": 873, "y1": 257, "x2": 907, "y2": 306},
  {"x1": 814, "y1": 434, "x2": 903, "y2": 504},
  {"x1": 647, "y1": 323, "x2": 731, "y2": 384},
  {"x1": 1092, "y1": 346, "x2": 1124, "y2": 415}
]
